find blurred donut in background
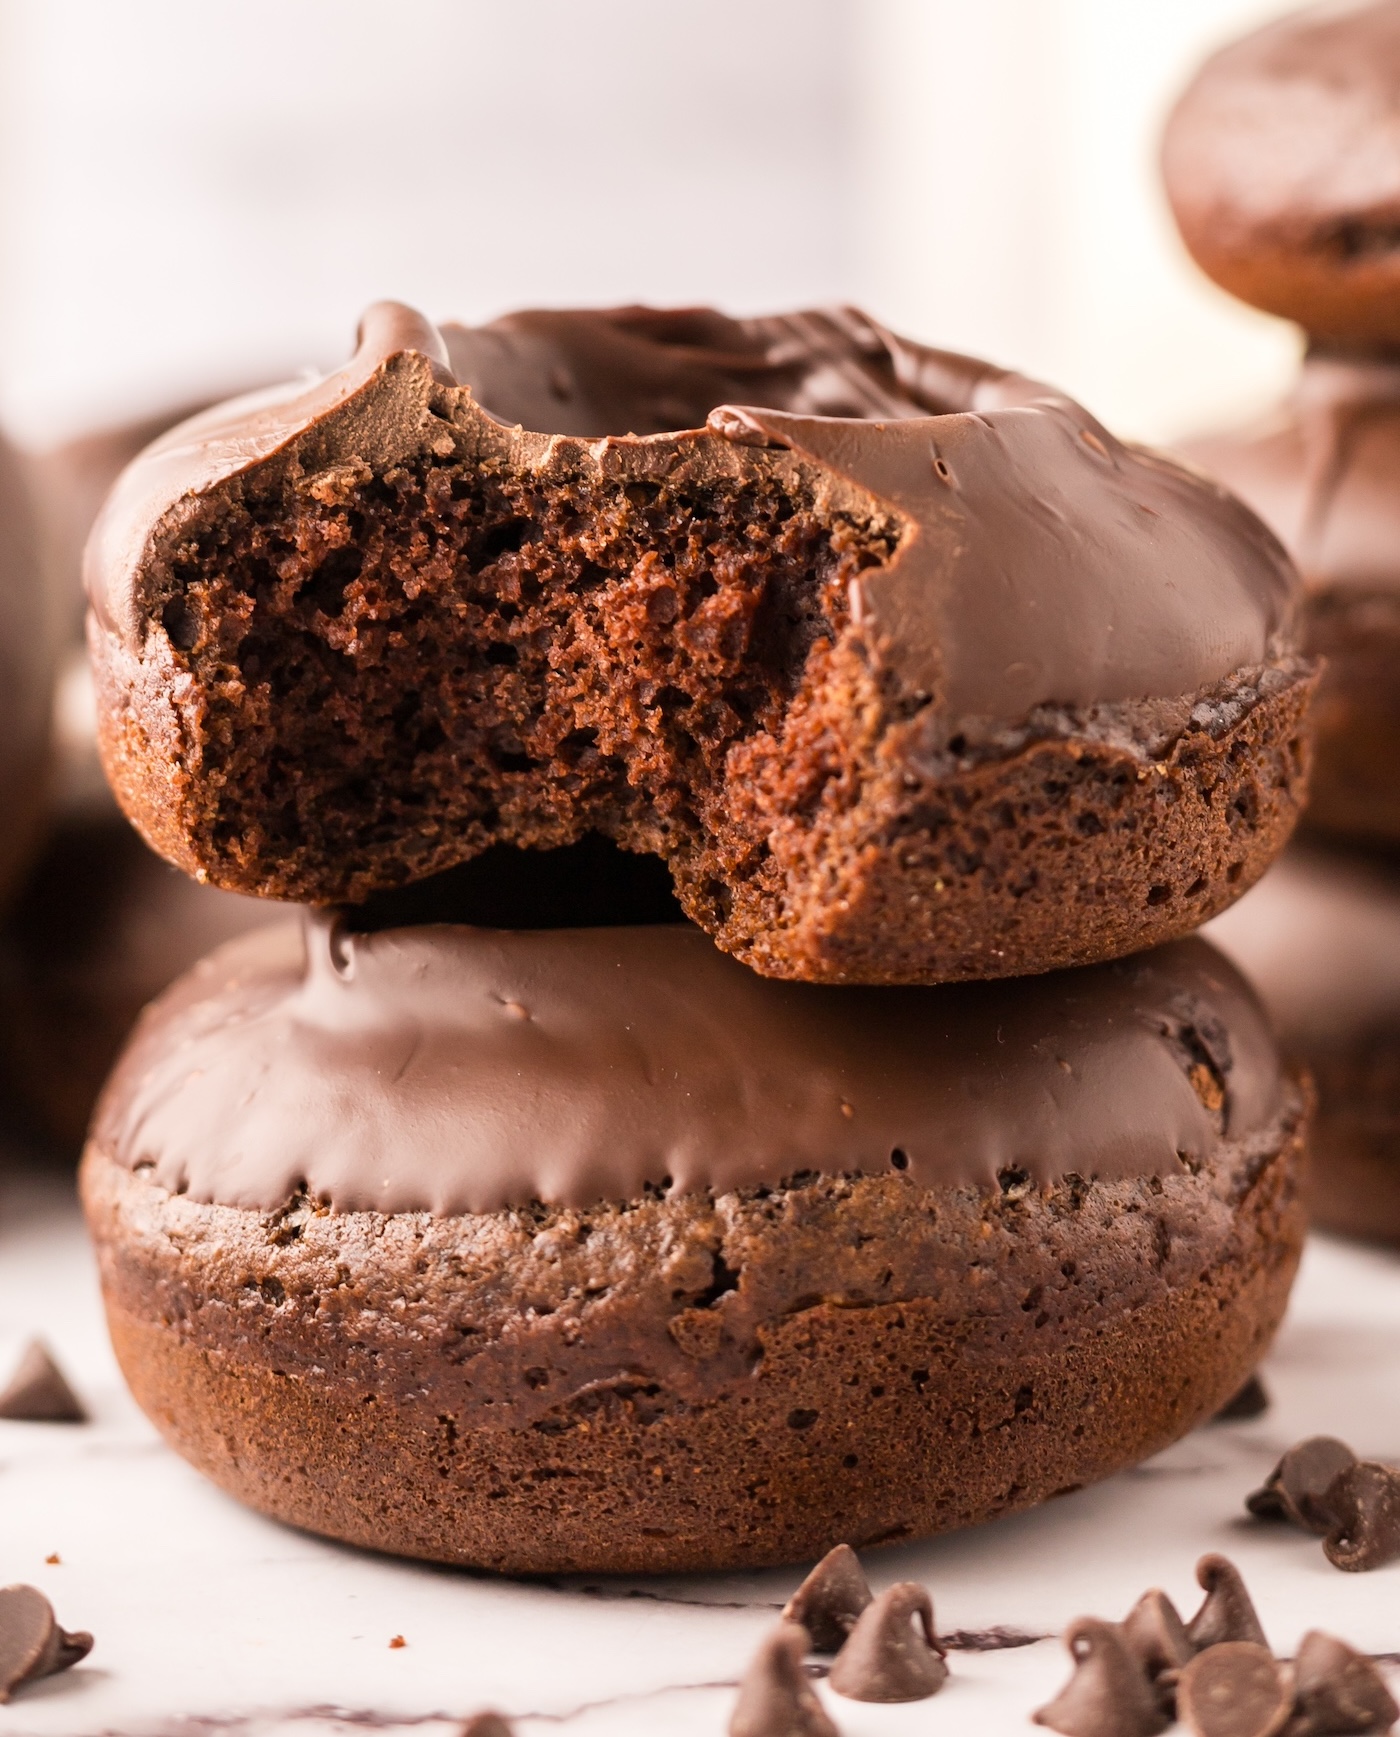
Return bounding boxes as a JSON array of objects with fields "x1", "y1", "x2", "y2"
[
  {"x1": 1207, "y1": 843, "x2": 1400, "y2": 1245},
  {"x1": 0, "y1": 799, "x2": 288, "y2": 1151},
  {"x1": 0, "y1": 401, "x2": 288, "y2": 1153},
  {"x1": 1164, "y1": 1, "x2": 1400, "y2": 846},
  {"x1": 0, "y1": 429, "x2": 51, "y2": 904},
  {"x1": 1162, "y1": 0, "x2": 1400, "y2": 347}
]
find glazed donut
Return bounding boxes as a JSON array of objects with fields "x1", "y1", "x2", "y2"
[
  {"x1": 84, "y1": 301, "x2": 1314, "y2": 985},
  {"x1": 82, "y1": 911, "x2": 1306, "y2": 1574},
  {"x1": 1207, "y1": 842, "x2": 1400, "y2": 1245},
  {"x1": 1162, "y1": 0, "x2": 1400, "y2": 348}
]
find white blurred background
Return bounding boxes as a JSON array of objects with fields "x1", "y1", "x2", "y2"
[{"x1": 0, "y1": 0, "x2": 1306, "y2": 452}]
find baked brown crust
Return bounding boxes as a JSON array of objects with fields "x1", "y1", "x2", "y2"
[
  {"x1": 85, "y1": 304, "x2": 1311, "y2": 984},
  {"x1": 81, "y1": 1085, "x2": 1307, "y2": 1575},
  {"x1": 705, "y1": 646, "x2": 1314, "y2": 982}
]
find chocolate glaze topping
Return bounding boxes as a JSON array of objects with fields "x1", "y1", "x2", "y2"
[
  {"x1": 91, "y1": 920, "x2": 1283, "y2": 1215},
  {"x1": 86, "y1": 301, "x2": 1298, "y2": 733}
]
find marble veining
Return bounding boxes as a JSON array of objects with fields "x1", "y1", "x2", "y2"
[{"x1": 2, "y1": 1159, "x2": 1400, "y2": 1737}]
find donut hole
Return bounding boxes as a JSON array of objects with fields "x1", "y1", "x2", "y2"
[{"x1": 345, "y1": 833, "x2": 685, "y2": 932}]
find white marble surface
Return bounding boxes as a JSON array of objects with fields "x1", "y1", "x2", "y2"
[{"x1": 2, "y1": 1160, "x2": 1399, "y2": 1737}]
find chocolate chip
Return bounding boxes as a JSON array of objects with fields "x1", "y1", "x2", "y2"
[
  {"x1": 1213, "y1": 1375, "x2": 1270, "y2": 1423},
  {"x1": 1323, "y1": 1462, "x2": 1400, "y2": 1572},
  {"x1": 1034, "y1": 1617, "x2": 1169, "y2": 1737},
  {"x1": 0, "y1": 1585, "x2": 92, "y2": 1704},
  {"x1": 1187, "y1": 1555, "x2": 1268, "y2": 1651},
  {"x1": 1176, "y1": 1643, "x2": 1291, "y2": 1737},
  {"x1": 1288, "y1": 1630, "x2": 1399, "y2": 1736},
  {"x1": 1248, "y1": 1439, "x2": 1357, "y2": 1534},
  {"x1": 0, "y1": 1342, "x2": 87, "y2": 1424},
  {"x1": 730, "y1": 1623, "x2": 839, "y2": 1737},
  {"x1": 459, "y1": 1716, "x2": 515, "y2": 1737},
  {"x1": 1123, "y1": 1589, "x2": 1194, "y2": 1711},
  {"x1": 781, "y1": 1544, "x2": 872, "y2": 1654},
  {"x1": 827, "y1": 1583, "x2": 947, "y2": 1703}
]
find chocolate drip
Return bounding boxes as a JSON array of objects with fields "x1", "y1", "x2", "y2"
[{"x1": 90, "y1": 919, "x2": 1284, "y2": 1215}]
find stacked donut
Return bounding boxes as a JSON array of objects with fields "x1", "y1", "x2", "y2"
[
  {"x1": 79, "y1": 300, "x2": 1314, "y2": 1573},
  {"x1": 1165, "y1": 0, "x2": 1400, "y2": 1246}
]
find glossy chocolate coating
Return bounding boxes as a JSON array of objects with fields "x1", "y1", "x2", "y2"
[
  {"x1": 94, "y1": 919, "x2": 1283, "y2": 1214},
  {"x1": 1163, "y1": 1, "x2": 1400, "y2": 345},
  {"x1": 86, "y1": 301, "x2": 1298, "y2": 735}
]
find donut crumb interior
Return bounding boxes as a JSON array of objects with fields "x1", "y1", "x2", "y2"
[{"x1": 153, "y1": 444, "x2": 894, "y2": 904}]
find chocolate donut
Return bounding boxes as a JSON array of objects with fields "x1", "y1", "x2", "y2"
[
  {"x1": 85, "y1": 301, "x2": 1314, "y2": 984},
  {"x1": 0, "y1": 431, "x2": 50, "y2": 902},
  {"x1": 82, "y1": 915, "x2": 1306, "y2": 1574},
  {"x1": 1182, "y1": 358, "x2": 1400, "y2": 842},
  {"x1": 1162, "y1": 1, "x2": 1400, "y2": 348},
  {"x1": 1207, "y1": 843, "x2": 1400, "y2": 1244}
]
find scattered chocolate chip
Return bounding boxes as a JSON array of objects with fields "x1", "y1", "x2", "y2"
[
  {"x1": 459, "y1": 1715, "x2": 515, "y2": 1737},
  {"x1": 388, "y1": 1634, "x2": 406, "y2": 1649},
  {"x1": 43, "y1": 1556, "x2": 58, "y2": 1567},
  {"x1": 782, "y1": 1545, "x2": 872, "y2": 1654},
  {"x1": 0, "y1": 1585, "x2": 92, "y2": 1704},
  {"x1": 730, "y1": 1623, "x2": 839, "y2": 1737},
  {"x1": 1123, "y1": 1589, "x2": 1194, "y2": 1711},
  {"x1": 827, "y1": 1582, "x2": 947, "y2": 1703},
  {"x1": 1214, "y1": 1375, "x2": 1271, "y2": 1423},
  {"x1": 1034, "y1": 1617, "x2": 1170, "y2": 1737},
  {"x1": 0, "y1": 1341, "x2": 87, "y2": 1424},
  {"x1": 1248, "y1": 1439, "x2": 1358, "y2": 1534},
  {"x1": 1289, "y1": 1630, "x2": 1399, "y2": 1736},
  {"x1": 1323, "y1": 1463, "x2": 1400, "y2": 1572},
  {"x1": 1177, "y1": 1642, "x2": 1291, "y2": 1737},
  {"x1": 1187, "y1": 1555, "x2": 1268, "y2": 1651}
]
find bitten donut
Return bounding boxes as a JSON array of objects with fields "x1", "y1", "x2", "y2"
[
  {"x1": 85, "y1": 301, "x2": 1314, "y2": 984},
  {"x1": 82, "y1": 914, "x2": 1306, "y2": 1574},
  {"x1": 1207, "y1": 843, "x2": 1400, "y2": 1245}
]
